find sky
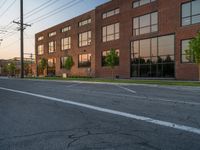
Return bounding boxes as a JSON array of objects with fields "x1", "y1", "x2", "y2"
[{"x1": 0, "y1": 0, "x2": 110, "y2": 59}]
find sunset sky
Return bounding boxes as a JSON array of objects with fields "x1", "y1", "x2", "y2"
[{"x1": 0, "y1": 0, "x2": 109, "y2": 59}]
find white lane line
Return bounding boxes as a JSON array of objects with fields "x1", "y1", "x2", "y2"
[
  {"x1": 116, "y1": 85, "x2": 137, "y2": 94},
  {"x1": 0, "y1": 86, "x2": 200, "y2": 135}
]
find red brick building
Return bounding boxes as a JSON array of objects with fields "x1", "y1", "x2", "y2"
[{"x1": 35, "y1": 0, "x2": 200, "y2": 80}]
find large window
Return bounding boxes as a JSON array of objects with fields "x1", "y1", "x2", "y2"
[
  {"x1": 131, "y1": 35, "x2": 175, "y2": 77},
  {"x1": 181, "y1": 39, "x2": 194, "y2": 63},
  {"x1": 133, "y1": 12, "x2": 158, "y2": 36},
  {"x1": 79, "y1": 31, "x2": 91, "y2": 47},
  {"x1": 102, "y1": 49, "x2": 120, "y2": 66},
  {"x1": 61, "y1": 37, "x2": 71, "y2": 50},
  {"x1": 133, "y1": 0, "x2": 156, "y2": 8},
  {"x1": 48, "y1": 41, "x2": 56, "y2": 53},
  {"x1": 182, "y1": 0, "x2": 200, "y2": 26},
  {"x1": 102, "y1": 8, "x2": 120, "y2": 19},
  {"x1": 60, "y1": 56, "x2": 68, "y2": 68},
  {"x1": 79, "y1": 18, "x2": 91, "y2": 27},
  {"x1": 78, "y1": 54, "x2": 91, "y2": 68},
  {"x1": 38, "y1": 45, "x2": 44, "y2": 55},
  {"x1": 102, "y1": 23, "x2": 120, "y2": 42}
]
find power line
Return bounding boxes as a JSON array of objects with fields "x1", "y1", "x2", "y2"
[
  {"x1": 0, "y1": 31, "x2": 18, "y2": 40},
  {"x1": 24, "y1": 0, "x2": 54, "y2": 16},
  {"x1": 0, "y1": 39, "x2": 19, "y2": 49},
  {"x1": 24, "y1": 0, "x2": 59, "y2": 19},
  {"x1": 0, "y1": 0, "x2": 17, "y2": 19},
  {"x1": 28, "y1": 0, "x2": 82, "y2": 24},
  {"x1": 13, "y1": 0, "x2": 59, "y2": 22}
]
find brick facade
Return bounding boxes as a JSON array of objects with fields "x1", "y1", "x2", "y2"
[{"x1": 35, "y1": 0, "x2": 200, "y2": 80}]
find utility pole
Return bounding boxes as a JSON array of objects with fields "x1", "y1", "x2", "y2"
[
  {"x1": 13, "y1": 0, "x2": 31, "y2": 78},
  {"x1": 20, "y1": 0, "x2": 24, "y2": 78}
]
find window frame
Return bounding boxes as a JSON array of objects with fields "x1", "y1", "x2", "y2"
[
  {"x1": 102, "y1": 22, "x2": 120, "y2": 42},
  {"x1": 102, "y1": 8, "x2": 120, "y2": 19},
  {"x1": 60, "y1": 56, "x2": 68, "y2": 69},
  {"x1": 38, "y1": 45, "x2": 44, "y2": 55},
  {"x1": 132, "y1": 0, "x2": 156, "y2": 8},
  {"x1": 78, "y1": 53, "x2": 92, "y2": 68},
  {"x1": 37, "y1": 36, "x2": 44, "y2": 41},
  {"x1": 180, "y1": 39, "x2": 194, "y2": 63},
  {"x1": 101, "y1": 49, "x2": 120, "y2": 67},
  {"x1": 79, "y1": 18, "x2": 92, "y2": 27},
  {"x1": 131, "y1": 34, "x2": 175, "y2": 78},
  {"x1": 133, "y1": 11, "x2": 158, "y2": 36},
  {"x1": 61, "y1": 26, "x2": 71, "y2": 33},
  {"x1": 61, "y1": 37, "x2": 71, "y2": 50},
  {"x1": 48, "y1": 41, "x2": 56, "y2": 53},
  {"x1": 78, "y1": 31, "x2": 92, "y2": 47},
  {"x1": 48, "y1": 58, "x2": 56, "y2": 68},
  {"x1": 181, "y1": 0, "x2": 200, "y2": 26},
  {"x1": 48, "y1": 31, "x2": 56, "y2": 37}
]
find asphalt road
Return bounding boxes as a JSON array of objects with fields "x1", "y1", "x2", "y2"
[{"x1": 0, "y1": 78, "x2": 200, "y2": 150}]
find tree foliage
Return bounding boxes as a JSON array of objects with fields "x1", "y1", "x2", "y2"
[
  {"x1": 64, "y1": 56, "x2": 74, "y2": 71},
  {"x1": 186, "y1": 32, "x2": 200, "y2": 80},
  {"x1": 105, "y1": 48, "x2": 119, "y2": 79},
  {"x1": 105, "y1": 48, "x2": 119, "y2": 69},
  {"x1": 7, "y1": 62, "x2": 16, "y2": 76},
  {"x1": 39, "y1": 58, "x2": 47, "y2": 71},
  {"x1": 186, "y1": 32, "x2": 200, "y2": 63}
]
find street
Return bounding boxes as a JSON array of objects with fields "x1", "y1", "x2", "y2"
[{"x1": 0, "y1": 78, "x2": 200, "y2": 150}]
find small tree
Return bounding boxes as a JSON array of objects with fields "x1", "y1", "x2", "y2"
[
  {"x1": 7, "y1": 62, "x2": 16, "y2": 77},
  {"x1": 38, "y1": 58, "x2": 47, "y2": 76},
  {"x1": 185, "y1": 32, "x2": 200, "y2": 80},
  {"x1": 64, "y1": 56, "x2": 74, "y2": 77},
  {"x1": 105, "y1": 48, "x2": 119, "y2": 79},
  {"x1": 24, "y1": 63, "x2": 30, "y2": 76}
]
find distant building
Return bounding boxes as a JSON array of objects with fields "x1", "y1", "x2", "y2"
[
  {"x1": 35, "y1": 0, "x2": 200, "y2": 80},
  {"x1": 0, "y1": 57, "x2": 36, "y2": 77}
]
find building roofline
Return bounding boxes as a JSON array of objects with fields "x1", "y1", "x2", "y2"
[{"x1": 35, "y1": 9, "x2": 95, "y2": 36}]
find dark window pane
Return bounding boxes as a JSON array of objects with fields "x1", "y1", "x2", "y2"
[
  {"x1": 140, "y1": 26, "x2": 151, "y2": 34},
  {"x1": 192, "y1": 0, "x2": 200, "y2": 15},
  {"x1": 151, "y1": 12, "x2": 158, "y2": 25},
  {"x1": 182, "y1": 3, "x2": 191, "y2": 18},
  {"x1": 181, "y1": 39, "x2": 194, "y2": 63},
  {"x1": 140, "y1": 39, "x2": 150, "y2": 57},
  {"x1": 140, "y1": 65, "x2": 150, "y2": 77},
  {"x1": 158, "y1": 35, "x2": 174, "y2": 56},
  {"x1": 140, "y1": 14, "x2": 150, "y2": 27},
  {"x1": 133, "y1": 1, "x2": 139, "y2": 8},
  {"x1": 140, "y1": 0, "x2": 150, "y2": 5},
  {"x1": 192, "y1": 15, "x2": 200, "y2": 24},
  {"x1": 131, "y1": 65, "x2": 139, "y2": 77},
  {"x1": 151, "y1": 25, "x2": 158, "y2": 32},
  {"x1": 151, "y1": 38, "x2": 157, "y2": 57},
  {"x1": 182, "y1": 17, "x2": 191, "y2": 26},
  {"x1": 134, "y1": 18, "x2": 139, "y2": 28}
]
